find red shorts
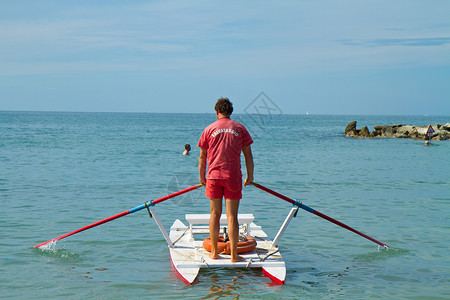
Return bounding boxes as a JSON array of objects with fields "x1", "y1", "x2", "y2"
[{"x1": 205, "y1": 179, "x2": 242, "y2": 200}]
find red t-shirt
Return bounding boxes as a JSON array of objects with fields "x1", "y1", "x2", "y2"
[{"x1": 198, "y1": 118, "x2": 253, "y2": 180}]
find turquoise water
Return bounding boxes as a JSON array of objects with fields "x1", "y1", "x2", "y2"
[{"x1": 1, "y1": 111, "x2": 449, "y2": 299}]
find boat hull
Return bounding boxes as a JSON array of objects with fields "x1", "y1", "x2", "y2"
[{"x1": 168, "y1": 215, "x2": 286, "y2": 284}]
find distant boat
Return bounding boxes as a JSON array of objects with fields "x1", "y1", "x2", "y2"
[{"x1": 306, "y1": 112, "x2": 310, "y2": 116}]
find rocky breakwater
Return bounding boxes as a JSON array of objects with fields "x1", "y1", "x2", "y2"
[{"x1": 345, "y1": 121, "x2": 450, "y2": 141}]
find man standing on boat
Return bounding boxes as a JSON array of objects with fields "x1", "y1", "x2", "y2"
[{"x1": 198, "y1": 98, "x2": 254, "y2": 262}]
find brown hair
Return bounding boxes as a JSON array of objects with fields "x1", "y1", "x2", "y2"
[{"x1": 214, "y1": 98, "x2": 233, "y2": 116}]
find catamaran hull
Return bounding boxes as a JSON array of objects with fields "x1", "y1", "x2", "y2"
[{"x1": 168, "y1": 215, "x2": 286, "y2": 285}]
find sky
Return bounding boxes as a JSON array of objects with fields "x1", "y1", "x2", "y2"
[{"x1": 0, "y1": 0, "x2": 449, "y2": 115}]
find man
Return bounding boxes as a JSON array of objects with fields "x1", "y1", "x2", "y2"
[
  {"x1": 183, "y1": 144, "x2": 191, "y2": 155},
  {"x1": 198, "y1": 98, "x2": 254, "y2": 262}
]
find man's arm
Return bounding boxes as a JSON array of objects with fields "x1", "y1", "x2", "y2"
[
  {"x1": 199, "y1": 148, "x2": 207, "y2": 186},
  {"x1": 242, "y1": 145, "x2": 254, "y2": 186}
]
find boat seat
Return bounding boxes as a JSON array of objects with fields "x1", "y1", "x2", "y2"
[{"x1": 185, "y1": 214, "x2": 254, "y2": 236}]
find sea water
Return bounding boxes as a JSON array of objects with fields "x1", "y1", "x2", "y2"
[{"x1": 1, "y1": 111, "x2": 449, "y2": 299}]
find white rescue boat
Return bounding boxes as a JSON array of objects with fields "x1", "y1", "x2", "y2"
[{"x1": 148, "y1": 206, "x2": 300, "y2": 285}]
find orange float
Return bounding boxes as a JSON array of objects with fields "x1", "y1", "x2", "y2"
[{"x1": 203, "y1": 235, "x2": 256, "y2": 254}]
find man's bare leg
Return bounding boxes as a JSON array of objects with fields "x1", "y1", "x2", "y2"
[
  {"x1": 209, "y1": 198, "x2": 222, "y2": 259},
  {"x1": 225, "y1": 198, "x2": 244, "y2": 262}
]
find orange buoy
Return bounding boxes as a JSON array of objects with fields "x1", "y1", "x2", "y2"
[{"x1": 203, "y1": 235, "x2": 256, "y2": 254}]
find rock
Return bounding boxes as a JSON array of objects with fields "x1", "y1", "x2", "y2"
[
  {"x1": 345, "y1": 121, "x2": 357, "y2": 134},
  {"x1": 415, "y1": 126, "x2": 428, "y2": 135},
  {"x1": 344, "y1": 121, "x2": 450, "y2": 141},
  {"x1": 370, "y1": 130, "x2": 381, "y2": 138},
  {"x1": 359, "y1": 126, "x2": 370, "y2": 138},
  {"x1": 346, "y1": 130, "x2": 357, "y2": 138},
  {"x1": 439, "y1": 131, "x2": 450, "y2": 140},
  {"x1": 394, "y1": 132, "x2": 408, "y2": 138},
  {"x1": 381, "y1": 126, "x2": 394, "y2": 138},
  {"x1": 396, "y1": 125, "x2": 414, "y2": 135},
  {"x1": 409, "y1": 128, "x2": 419, "y2": 139}
]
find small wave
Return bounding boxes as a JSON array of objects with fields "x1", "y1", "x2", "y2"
[
  {"x1": 33, "y1": 241, "x2": 80, "y2": 262},
  {"x1": 37, "y1": 240, "x2": 58, "y2": 251},
  {"x1": 352, "y1": 247, "x2": 409, "y2": 262}
]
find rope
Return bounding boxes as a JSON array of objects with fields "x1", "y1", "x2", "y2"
[
  {"x1": 246, "y1": 258, "x2": 253, "y2": 268},
  {"x1": 171, "y1": 226, "x2": 190, "y2": 245},
  {"x1": 144, "y1": 202, "x2": 152, "y2": 219},
  {"x1": 261, "y1": 249, "x2": 280, "y2": 262}
]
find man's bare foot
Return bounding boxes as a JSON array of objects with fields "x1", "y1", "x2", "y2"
[
  {"x1": 209, "y1": 253, "x2": 220, "y2": 259},
  {"x1": 231, "y1": 255, "x2": 245, "y2": 263}
]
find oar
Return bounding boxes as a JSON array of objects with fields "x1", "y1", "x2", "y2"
[
  {"x1": 34, "y1": 184, "x2": 202, "y2": 248},
  {"x1": 251, "y1": 182, "x2": 388, "y2": 248}
]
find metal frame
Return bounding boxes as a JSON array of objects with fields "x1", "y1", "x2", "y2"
[
  {"x1": 271, "y1": 207, "x2": 299, "y2": 248},
  {"x1": 149, "y1": 208, "x2": 173, "y2": 247},
  {"x1": 150, "y1": 207, "x2": 299, "y2": 250}
]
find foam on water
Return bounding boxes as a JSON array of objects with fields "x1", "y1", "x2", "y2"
[
  {"x1": 37, "y1": 240, "x2": 58, "y2": 252},
  {"x1": 35, "y1": 241, "x2": 81, "y2": 262},
  {"x1": 352, "y1": 247, "x2": 410, "y2": 262},
  {"x1": 377, "y1": 245, "x2": 389, "y2": 252}
]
